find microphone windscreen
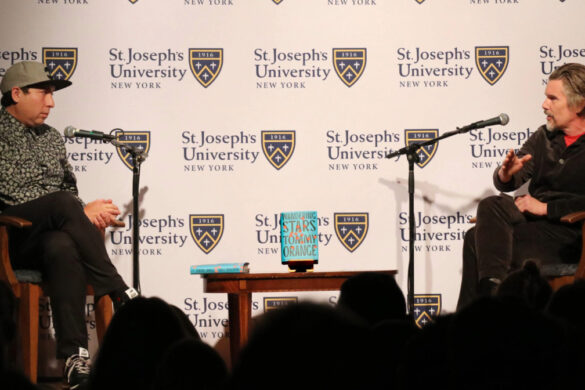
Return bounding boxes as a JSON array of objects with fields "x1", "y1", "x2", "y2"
[{"x1": 64, "y1": 126, "x2": 77, "y2": 138}]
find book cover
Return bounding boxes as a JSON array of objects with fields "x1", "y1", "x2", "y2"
[
  {"x1": 280, "y1": 211, "x2": 319, "y2": 269},
  {"x1": 190, "y1": 262, "x2": 250, "y2": 274}
]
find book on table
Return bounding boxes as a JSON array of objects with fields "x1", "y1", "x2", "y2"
[{"x1": 190, "y1": 262, "x2": 250, "y2": 274}]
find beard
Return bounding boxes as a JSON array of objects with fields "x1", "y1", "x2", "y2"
[{"x1": 544, "y1": 111, "x2": 556, "y2": 131}]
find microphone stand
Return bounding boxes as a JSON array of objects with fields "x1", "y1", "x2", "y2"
[
  {"x1": 386, "y1": 121, "x2": 491, "y2": 321},
  {"x1": 109, "y1": 138, "x2": 147, "y2": 294}
]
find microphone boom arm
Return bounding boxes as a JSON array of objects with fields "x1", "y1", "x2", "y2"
[{"x1": 386, "y1": 114, "x2": 508, "y2": 159}]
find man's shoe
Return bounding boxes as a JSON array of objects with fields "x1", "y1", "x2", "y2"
[
  {"x1": 112, "y1": 287, "x2": 140, "y2": 310},
  {"x1": 64, "y1": 348, "x2": 90, "y2": 390},
  {"x1": 478, "y1": 277, "x2": 501, "y2": 297}
]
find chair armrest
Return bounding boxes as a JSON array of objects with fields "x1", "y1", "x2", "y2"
[
  {"x1": 560, "y1": 211, "x2": 585, "y2": 224},
  {"x1": 560, "y1": 211, "x2": 585, "y2": 280},
  {"x1": 0, "y1": 215, "x2": 32, "y2": 229}
]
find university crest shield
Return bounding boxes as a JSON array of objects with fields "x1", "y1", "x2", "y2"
[
  {"x1": 114, "y1": 130, "x2": 151, "y2": 171},
  {"x1": 272, "y1": 0, "x2": 284, "y2": 3},
  {"x1": 475, "y1": 46, "x2": 509, "y2": 85},
  {"x1": 189, "y1": 49, "x2": 223, "y2": 88},
  {"x1": 334, "y1": 213, "x2": 369, "y2": 252},
  {"x1": 332, "y1": 48, "x2": 367, "y2": 87},
  {"x1": 189, "y1": 215, "x2": 224, "y2": 254},
  {"x1": 404, "y1": 129, "x2": 439, "y2": 168},
  {"x1": 413, "y1": 294, "x2": 441, "y2": 328},
  {"x1": 261, "y1": 131, "x2": 295, "y2": 170},
  {"x1": 42, "y1": 48, "x2": 78, "y2": 81}
]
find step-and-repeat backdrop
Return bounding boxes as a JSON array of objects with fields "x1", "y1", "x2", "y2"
[{"x1": 2, "y1": 0, "x2": 583, "y2": 374}]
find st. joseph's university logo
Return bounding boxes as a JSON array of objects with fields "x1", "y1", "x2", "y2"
[
  {"x1": 189, "y1": 215, "x2": 224, "y2": 254},
  {"x1": 189, "y1": 49, "x2": 223, "y2": 88},
  {"x1": 42, "y1": 48, "x2": 78, "y2": 81},
  {"x1": 261, "y1": 131, "x2": 296, "y2": 170},
  {"x1": 475, "y1": 46, "x2": 509, "y2": 85},
  {"x1": 332, "y1": 48, "x2": 366, "y2": 87},
  {"x1": 334, "y1": 213, "x2": 369, "y2": 252}
]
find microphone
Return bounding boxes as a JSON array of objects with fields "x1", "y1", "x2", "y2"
[
  {"x1": 468, "y1": 113, "x2": 510, "y2": 130},
  {"x1": 64, "y1": 126, "x2": 116, "y2": 140}
]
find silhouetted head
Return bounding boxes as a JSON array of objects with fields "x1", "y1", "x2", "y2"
[
  {"x1": 90, "y1": 296, "x2": 198, "y2": 390},
  {"x1": 337, "y1": 272, "x2": 406, "y2": 326},
  {"x1": 548, "y1": 279, "x2": 585, "y2": 329},
  {"x1": 153, "y1": 338, "x2": 227, "y2": 390},
  {"x1": 230, "y1": 302, "x2": 374, "y2": 390},
  {"x1": 496, "y1": 259, "x2": 552, "y2": 310}
]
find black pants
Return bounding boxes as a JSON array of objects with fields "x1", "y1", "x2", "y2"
[
  {"x1": 3, "y1": 191, "x2": 128, "y2": 358},
  {"x1": 457, "y1": 195, "x2": 581, "y2": 310}
]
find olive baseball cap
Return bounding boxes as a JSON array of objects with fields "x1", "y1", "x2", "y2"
[{"x1": 0, "y1": 61, "x2": 72, "y2": 94}]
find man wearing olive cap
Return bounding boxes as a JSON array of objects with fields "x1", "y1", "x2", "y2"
[{"x1": 0, "y1": 61, "x2": 137, "y2": 389}]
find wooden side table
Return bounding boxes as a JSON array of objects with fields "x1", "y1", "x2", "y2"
[{"x1": 203, "y1": 270, "x2": 397, "y2": 363}]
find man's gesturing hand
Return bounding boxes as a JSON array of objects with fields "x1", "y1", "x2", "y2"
[{"x1": 498, "y1": 149, "x2": 532, "y2": 183}]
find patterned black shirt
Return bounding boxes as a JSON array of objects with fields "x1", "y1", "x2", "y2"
[{"x1": 0, "y1": 107, "x2": 81, "y2": 210}]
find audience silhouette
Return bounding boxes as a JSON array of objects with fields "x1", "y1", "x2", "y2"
[{"x1": 3, "y1": 270, "x2": 585, "y2": 389}]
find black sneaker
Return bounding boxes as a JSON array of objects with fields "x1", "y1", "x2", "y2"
[{"x1": 64, "y1": 348, "x2": 90, "y2": 390}]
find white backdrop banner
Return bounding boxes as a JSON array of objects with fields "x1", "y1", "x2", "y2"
[{"x1": 2, "y1": 0, "x2": 583, "y2": 375}]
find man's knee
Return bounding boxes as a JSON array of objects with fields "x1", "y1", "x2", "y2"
[
  {"x1": 476, "y1": 195, "x2": 523, "y2": 226},
  {"x1": 45, "y1": 191, "x2": 82, "y2": 209},
  {"x1": 43, "y1": 192, "x2": 84, "y2": 219},
  {"x1": 476, "y1": 195, "x2": 504, "y2": 216}
]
